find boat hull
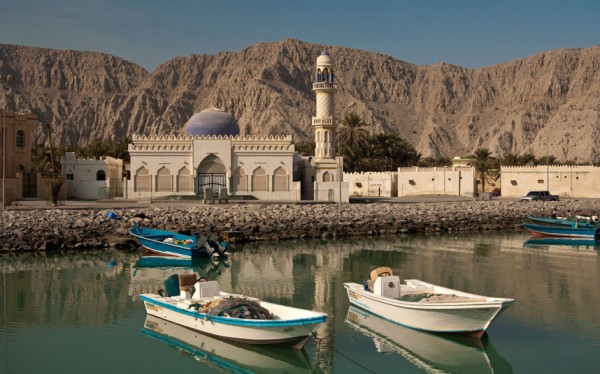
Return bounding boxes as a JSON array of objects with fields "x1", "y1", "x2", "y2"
[
  {"x1": 129, "y1": 224, "x2": 228, "y2": 259},
  {"x1": 344, "y1": 281, "x2": 513, "y2": 338},
  {"x1": 141, "y1": 293, "x2": 326, "y2": 349},
  {"x1": 522, "y1": 221, "x2": 599, "y2": 238}
]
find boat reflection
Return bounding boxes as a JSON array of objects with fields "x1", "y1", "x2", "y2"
[
  {"x1": 524, "y1": 237, "x2": 600, "y2": 252},
  {"x1": 345, "y1": 306, "x2": 513, "y2": 373},
  {"x1": 130, "y1": 256, "x2": 230, "y2": 297},
  {"x1": 141, "y1": 315, "x2": 313, "y2": 373}
]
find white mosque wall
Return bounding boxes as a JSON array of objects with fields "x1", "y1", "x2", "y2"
[
  {"x1": 313, "y1": 181, "x2": 349, "y2": 203},
  {"x1": 397, "y1": 166, "x2": 476, "y2": 197},
  {"x1": 500, "y1": 165, "x2": 600, "y2": 198},
  {"x1": 344, "y1": 172, "x2": 398, "y2": 197}
]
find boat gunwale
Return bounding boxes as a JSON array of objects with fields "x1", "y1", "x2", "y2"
[
  {"x1": 140, "y1": 294, "x2": 327, "y2": 327},
  {"x1": 343, "y1": 282, "x2": 514, "y2": 310}
]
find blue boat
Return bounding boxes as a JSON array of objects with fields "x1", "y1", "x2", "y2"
[
  {"x1": 129, "y1": 222, "x2": 229, "y2": 259},
  {"x1": 522, "y1": 221, "x2": 600, "y2": 239},
  {"x1": 525, "y1": 215, "x2": 596, "y2": 229}
]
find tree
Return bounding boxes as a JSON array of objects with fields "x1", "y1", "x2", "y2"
[
  {"x1": 83, "y1": 139, "x2": 109, "y2": 160},
  {"x1": 501, "y1": 153, "x2": 521, "y2": 166},
  {"x1": 418, "y1": 156, "x2": 452, "y2": 167},
  {"x1": 471, "y1": 148, "x2": 497, "y2": 193},
  {"x1": 294, "y1": 141, "x2": 315, "y2": 157},
  {"x1": 339, "y1": 112, "x2": 369, "y2": 155}
]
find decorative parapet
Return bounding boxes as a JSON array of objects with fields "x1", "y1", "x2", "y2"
[
  {"x1": 501, "y1": 165, "x2": 598, "y2": 172},
  {"x1": 344, "y1": 171, "x2": 398, "y2": 177}
]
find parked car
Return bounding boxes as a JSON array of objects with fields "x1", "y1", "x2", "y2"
[
  {"x1": 520, "y1": 190, "x2": 559, "y2": 201},
  {"x1": 491, "y1": 188, "x2": 501, "y2": 197}
]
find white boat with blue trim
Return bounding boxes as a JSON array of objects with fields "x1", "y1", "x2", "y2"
[
  {"x1": 344, "y1": 267, "x2": 514, "y2": 339},
  {"x1": 140, "y1": 273, "x2": 327, "y2": 349}
]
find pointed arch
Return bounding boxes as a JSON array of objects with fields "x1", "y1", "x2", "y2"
[
  {"x1": 252, "y1": 166, "x2": 268, "y2": 191},
  {"x1": 134, "y1": 166, "x2": 150, "y2": 192},
  {"x1": 232, "y1": 166, "x2": 247, "y2": 192},
  {"x1": 323, "y1": 171, "x2": 334, "y2": 182},
  {"x1": 197, "y1": 154, "x2": 227, "y2": 195},
  {"x1": 273, "y1": 166, "x2": 288, "y2": 192},
  {"x1": 157, "y1": 166, "x2": 172, "y2": 192},
  {"x1": 177, "y1": 166, "x2": 192, "y2": 192}
]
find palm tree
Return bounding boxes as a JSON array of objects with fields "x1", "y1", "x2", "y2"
[
  {"x1": 107, "y1": 137, "x2": 131, "y2": 161},
  {"x1": 83, "y1": 139, "x2": 109, "y2": 160},
  {"x1": 471, "y1": 148, "x2": 496, "y2": 193},
  {"x1": 501, "y1": 153, "x2": 520, "y2": 166},
  {"x1": 339, "y1": 112, "x2": 369, "y2": 155}
]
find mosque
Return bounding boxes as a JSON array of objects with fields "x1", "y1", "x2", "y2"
[{"x1": 126, "y1": 51, "x2": 349, "y2": 203}]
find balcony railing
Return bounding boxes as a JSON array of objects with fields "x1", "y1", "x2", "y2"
[{"x1": 312, "y1": 82, "x2": 336, "y2": 90}]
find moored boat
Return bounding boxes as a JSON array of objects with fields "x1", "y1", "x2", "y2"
[
  {"x1": 525, "y1": 215, "x2": 596, "y2": 229},
  {"x1": 129, "y1": 222, "x2": 229, "y2": 259},
  {"x1": 343, "y1": 267, "x2": 514, "y2": 339},
  {"x1": 522, "y1": 221, "x2": 600, "y2": 239},
  {"x1": 140, "y1": 273, "x2": 327, "y2": 349}
]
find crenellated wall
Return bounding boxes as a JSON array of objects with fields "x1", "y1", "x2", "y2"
[
  {"x1": 501, "y1": 165, "x2": 600, "y2": 198},
  {"x1": 344, "y1": 172, "x2": 398, "y2": 197},
  {"x1": 397, "y1": 166, "x2": 476, "y2": 197}
]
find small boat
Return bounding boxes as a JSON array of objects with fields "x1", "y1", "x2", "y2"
[
  {"x1": 525, "y1": 215, "x2": 596, "y2": 229},
  {"x1": 522, "y1": 221, "x2": 599, "y2": 239},
  {"x1": 343, "y1": 267, "x2": 514, "y2": 339},
  {"x1": 140, "y1": 273, "x2": 327, "y2": 349},
  {"x1": 141, "y1": 315, "x2": 313, "y2": 372},
  {"x1": 346, "y1": 306, "x2": 512, "y2": 373},
  {"x1": 129, "y1": 222, "x2": 229, "y2": 259}
]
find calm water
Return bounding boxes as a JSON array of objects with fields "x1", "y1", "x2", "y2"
[{"x1": 1, "y1": 232, "x2": 600, "y2": 373}]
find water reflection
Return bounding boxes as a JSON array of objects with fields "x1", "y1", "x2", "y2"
[
  {"x1": 523, "y1": 237, "x2": 600, "y2": 253},
  {"x1": 141, "y1": 315, "x2": 313, "y2": 373},
  {"x1": 130, "y1": 256, "x2": 230, "y2": 296},
  {"x1": 345, "y1": 306, "x2": 513, "y2": 373}
]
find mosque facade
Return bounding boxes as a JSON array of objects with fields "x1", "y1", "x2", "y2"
[{"x1": 126, "y1": 52, "x2": 349, "y2": 203}]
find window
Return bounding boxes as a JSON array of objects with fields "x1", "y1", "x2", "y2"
[
  {"x1": 96, "y1": 170, "x2": 106, "y2": 181},
  {"x1": 16, "y1": 130, "x2": 24, "y2": 149},
  {"x1": 66, "y1": 174, "x2": 74, "y2": 180}
]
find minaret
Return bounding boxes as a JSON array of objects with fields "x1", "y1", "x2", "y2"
[{"x1": 312, "y1": 51, "x2": 336, "y2": 159}]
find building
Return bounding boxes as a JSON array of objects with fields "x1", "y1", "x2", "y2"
[
  {"x1": 0, "y1": 109, "x2": 40, "y2": 203},
  {"x1": 501, "y1": 165, "x2": 600, "y2": 198},
  {"x1": 126, "y1": 51, "x2": 348, "y2": 203},
  {"x1": 60, "y1": 152, "x2": 124, "y2": 200}
]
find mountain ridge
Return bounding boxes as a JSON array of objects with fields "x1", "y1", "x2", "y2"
[{"x1": 1, "y1": 39, "x2": 599, "y2": 162}]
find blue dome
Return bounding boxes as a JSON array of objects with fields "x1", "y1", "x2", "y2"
[{"x1": 184, "y1": 108, "x2": 240, "y2": 137}]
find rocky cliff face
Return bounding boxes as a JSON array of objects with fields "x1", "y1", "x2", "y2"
[{"x1": 1, "y1": 39, "x2": 599, "y2": 162}]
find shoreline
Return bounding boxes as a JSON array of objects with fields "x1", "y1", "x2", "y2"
[{"x1": 1, "y1": 198, "x2": 598, "y2": 252}]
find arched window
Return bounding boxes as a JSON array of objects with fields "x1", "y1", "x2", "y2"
[
  {"x1": 134, "y1": 166, "x2": 150, "y2": 192},
  {"x1": 16, "y1": 130, "x2": 24, "y2": 149},
  {"x1": 273, "y1": 167, "x2": 288, "y2": 191},
  {"x1": 157, "y1": 166, "x2": 172, "y2": 192},
  {"x1": 232, "y1": 166, "x2": 247, "y2": 192},
  {"x1": 323, "y1": 171, "x2": 333, "y2": 182},
  {"x1": 96, "y1": 170, "x2": 106, "y2": 181},
  {"x1": 252, "y1": 167, "x2": 268, "y2": 191}
]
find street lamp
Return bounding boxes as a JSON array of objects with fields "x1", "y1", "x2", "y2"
[{"x1": 2, "y1": 74, "x2": 13, "y2": 210}]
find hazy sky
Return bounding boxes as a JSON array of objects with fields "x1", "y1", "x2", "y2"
[{"x1": 1, "y1": 0, "x2": 598, "y2": 71}]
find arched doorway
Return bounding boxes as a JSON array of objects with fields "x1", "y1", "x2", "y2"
[{"x1": 197, "y1": 155, "x2": 227, "y2": 195}]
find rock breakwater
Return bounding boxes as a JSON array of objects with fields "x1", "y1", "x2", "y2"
[{"x1": 1, "y1": 200, "x2": 598, "y2": 252}]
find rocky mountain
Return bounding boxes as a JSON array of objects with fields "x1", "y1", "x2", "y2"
[{"x1": 1, "y1": 39, "x2": 599, "y2": 162}]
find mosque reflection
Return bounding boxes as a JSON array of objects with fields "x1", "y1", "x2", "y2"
[{"x1": 345, "y1": 306, "x2": 513, "y2": 373}]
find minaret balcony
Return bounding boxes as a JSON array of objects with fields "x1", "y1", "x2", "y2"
[
  {"x1": 312, "y1": 117, "x2": 334, "y2": 126},
  {"x1": 312, "y1": 82, "x2": 337, "y2": 90}
]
